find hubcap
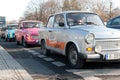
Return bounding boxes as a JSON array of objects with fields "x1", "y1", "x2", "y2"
[
  {"x1": 42, "y1": 41, "x2": 46, "y2": 54},
  {"x1": 69, "y1": 50, "x2": 78, "y2": 65}
]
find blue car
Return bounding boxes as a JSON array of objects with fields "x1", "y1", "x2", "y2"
[
  {"x1": 106, "y1": 16, "x2": 120, "y2": 29},
  {"x1": 5, "y1": 24, "x2": 18, "y2": 41}
]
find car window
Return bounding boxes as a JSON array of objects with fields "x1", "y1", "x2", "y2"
[
  {"x1": 107, "y1": 20, "x2": 112, "y2": 25},
  {"x1": 1, "y1": 27, "x2": 7, "y2": 31},
  {"x1": 54, "y1": 14, "x2": 65, "y2": 28},
  {"x1": 7, "y1": 24, "x2": 18, "y2": 29},
  {"x1": 23, "y1": 22, "x2": 43, "y2": 28},
  {"x1": 47, "y1": 16, "x2": 54, "y2": 28},
  {"x1": 111, "y1": 17, "x2": 120, "y2": 25},
  {"x1": 67, "y1": 13, "x2": 104, "y2": 27}
]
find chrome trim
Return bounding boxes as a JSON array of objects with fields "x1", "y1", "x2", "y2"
[{"x1": 87, "y1": 54, "x2": 101, "y2": 59}]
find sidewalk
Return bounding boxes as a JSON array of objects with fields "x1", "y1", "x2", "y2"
[{"x1": 0, "y1": 46, "x2": 33, "y2": 80}]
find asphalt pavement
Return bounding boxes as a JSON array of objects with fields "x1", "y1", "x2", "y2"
[{"x1": 1, "y1": 39, "x2": 120, "y2": 80}]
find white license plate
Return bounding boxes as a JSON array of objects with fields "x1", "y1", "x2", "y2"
[
  {"x1": 10, "y1": 33, "x2": 13, "y2": 38},
  {"x1": 106, "y1": 53, "x2": 120, "y2": 60}
]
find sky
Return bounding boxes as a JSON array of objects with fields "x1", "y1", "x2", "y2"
[
  {"x1": 113, "y1": 0, "x2": 120, "y2": 7},
  {"x1": 0, "y1": 0, "x2": 119, "y2": 22},
  {"x1": 0, "y1": 0, "x2": 30, "y2": 21}
]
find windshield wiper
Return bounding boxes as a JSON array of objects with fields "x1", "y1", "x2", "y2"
[
  {"x1": 84, "y1": 22, "x2": 98, "y2": 26},
  {"x1": 68, "y1": 21, "x2": 85, "y2": 26}
]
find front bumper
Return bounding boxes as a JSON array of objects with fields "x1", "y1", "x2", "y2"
[
  {"x1": 79, "y1": 53, "x2": 120, "y2": 62},
  {"x1": 26, "y1": 39, "x2": 39, "y2": 45}
]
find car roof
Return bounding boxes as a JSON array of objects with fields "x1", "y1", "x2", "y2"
[
  {"x1": 7, "y1": 24, "x2": 18, "y2": 26},
  {"x1": 21, "y1": 20, "x2": 42, "y2": 23},
  {"x1": 51, "y1": 11, "x2": 96, "y2": 16}
]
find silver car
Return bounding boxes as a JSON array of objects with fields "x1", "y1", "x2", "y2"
[{"x1": 38, "y1": 11, "x2": 120, "y2": 68}]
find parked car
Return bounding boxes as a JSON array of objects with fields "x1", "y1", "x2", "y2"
[
  {"x1": 5, "y1": 24, "x2": 18, "y2": 41},
  {"x1": 106, "y1": 16, "x2": 120, "y2": 29},
  {"x1": 1, "y1": 27, "x2": 8, "y2": 39},
  {"x1": 15, "y1": 20, "x2": 43, "y2": 47},
  {"x1": 38, "y1": 11, "x2": 120, "y2": 68}
]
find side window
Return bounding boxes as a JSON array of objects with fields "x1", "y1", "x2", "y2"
[
  {"x1": 107, "y1": 20, "x2": 112, "y2": 25},
  {"x1": 54, "y1": 14, "x2": 65, "y2": 28},
  {"x1": 47, "y1": 16, "x2": 54, "y2": 28},
  {"x1": 111, "y1": 17, "x2": 120, "y2": 25},
  {"x1": 19, "y1": 23, "x2": 22, "y2": 29}
]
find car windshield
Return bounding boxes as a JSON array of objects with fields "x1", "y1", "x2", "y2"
[
  {"x1": 23, "y1": 22, "x2": 43, "y2": 28},
  {"x1": 67, "y1": 13, "x2": 104, "y2": 27},
  {"x1": 7, "y1": 25, "x2": 18, "y2": 29}
]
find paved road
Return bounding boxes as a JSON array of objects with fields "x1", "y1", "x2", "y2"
[
  {"x1": 1, "y1": 39, "x2": 120, "y2": 80},
  {"x1": 0, "y1": 39, "x2": 83, "y2": 80}
]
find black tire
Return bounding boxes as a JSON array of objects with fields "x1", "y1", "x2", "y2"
[
  {"x1": 5, "y1": 38, "x2": 7, "y2": 41},
  {"x1": 68, "y1": 44, "x2": 85, "y2": 68},
  {"x1": 16, "y1": 40, "x2": 20, "y2": 45},
  {"x1": 41, "y1": 40, "x2": 50, "y2": 56},
  {"x1": 15, "y1": 37, "x2": 20, "y2": 45},
  {"x1": 22, "y1": 38, "x2": 28, "y2": 48}
]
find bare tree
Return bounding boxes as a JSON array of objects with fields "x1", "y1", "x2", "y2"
[
  {"x1": 70, "y1": 0, "x2": 80, "y2": 10},
  {"x1": 39, "y1": 0, "x2": 61, "y2": 23},
  {"x1": 24, "y1": 0, "x2": 42, "y2": 20},
  {"x1": 62, "y1": 0, "x2": 86, "y2": 11},
  {"x1": 62, "y1": 0, "x2": 70, "y2": 11},
  {"x1": 22, "y1": 0, "x2": 120, "y2": 23}
]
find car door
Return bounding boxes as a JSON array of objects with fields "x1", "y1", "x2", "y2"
[
  {"x1": 46, "y1": 16, "x2": 58, "y2": 49},
  {"x1": 52, "y1": 14, "x2": 66, "y2": 54}
]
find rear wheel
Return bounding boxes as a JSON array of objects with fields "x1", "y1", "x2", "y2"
[
  {"x1": 68, "y1": 44, "x2": 85, "y2": 68},
  {"x1": 41, "y1": 40, "x2": 50, "y2": 56}
]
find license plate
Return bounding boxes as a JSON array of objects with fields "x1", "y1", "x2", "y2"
[
  {"x1": 10, "y1": 33, "x2": 13, "y2": 38},
  {"x1": 106, "y1": 53, "x2": 120, "y2": 60}
]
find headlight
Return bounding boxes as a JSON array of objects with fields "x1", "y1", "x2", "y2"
[
  {"x1": 26, "y1": 33, "x2": 31, "y2": 40},
  {"x1": 85, "y1": 33, "x2": 95, "y2": 44},
  {"x1": 95, "y1": 45, "x2": 102, "y2": 53}
]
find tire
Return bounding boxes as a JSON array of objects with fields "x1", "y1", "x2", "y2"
[
  {"x1": 68, "y1": 44, "x2": 85, "y2": 68},
  {"x1": 22, "y1": 38, "x2": 28, "y2": 48},
  {"x1": 41, "y1": 40, "x2": 50, "y2": 56},
  {"x1": 5, "y1": 38, "x2": 7, "y2": 41},
  {"x1": 16, "y1": 40, "x2": 20, "y2": 45},
  {"x1": 15, "y1": 37, "x2": 20, "y2": 45}
]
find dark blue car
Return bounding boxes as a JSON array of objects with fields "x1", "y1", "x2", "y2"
[{"x1": 106, "y1": 16, "x2": 120, "y2": 29}]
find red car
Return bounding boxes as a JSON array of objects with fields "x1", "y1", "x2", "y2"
[{"x1": 15, "y1": 20, "x2": 43, "y2": 47}]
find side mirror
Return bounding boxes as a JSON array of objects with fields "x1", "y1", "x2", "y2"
[
  {"x1": 20, "y1": 27, "x2": 23, "y2": 29},
  {"x1": 59, "y1": 22, "x2": 64, "y2": 27}
]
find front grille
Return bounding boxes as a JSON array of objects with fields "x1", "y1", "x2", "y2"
[
  {"x1": 32, "y1": 35, "x2": 38, "y2": 39},
  {"x1": 96, "y1": 39, "x2": 120, "y2": 51},
  {"x1": 8, "y1": 33, "x2": 14, "y2": 38}
]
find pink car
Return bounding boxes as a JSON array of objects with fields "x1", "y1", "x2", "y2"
[{"x1": 15, "y1": 20, "x2": 43, "y2": 47}]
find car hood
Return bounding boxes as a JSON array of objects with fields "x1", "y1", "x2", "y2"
[
  {"x1": 8, "y1": 29, "x2": 15, "y2": 33},
  {"x1": 76, "y1": 26, "x2": 120, "y2": 39},
  {"x1": 24, "y1": 28, "x2": 40, "y2": 35}
]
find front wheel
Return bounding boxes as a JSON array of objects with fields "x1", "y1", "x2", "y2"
[
  {"x1": 15, "y1": 36, "x2": 20, "y2": 45},
  {"x1": 41, "y1": 40, "x2": 50, "y2": 56},
  {"x1": 16, "y1": 40, "x2": 20, "y2": 45},
  {"x1": 68, "y1": 44, "x2": 85, "y2": 68},
  {"x1": 22, "y1": 39, "x2": 28, "y2": 48}
]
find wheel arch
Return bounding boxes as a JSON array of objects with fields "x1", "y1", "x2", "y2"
[
  {"x1": 65, "y1": 41, "x2": 80, "y2": 56},
  {"x1": 41, "y1": 39, "x2": 45, "y2": 44},
  {"x1": 22, "y1": 36, "x2": 24, "y2": 41}
]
